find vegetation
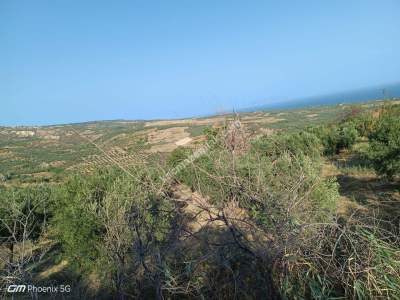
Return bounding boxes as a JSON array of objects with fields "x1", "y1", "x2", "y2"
[
  {"x1": 0, "y1": 186, "x2": 53, "y2": 289},
  {"x1": 0, "y1": 100, "x2": 399, "y2": 299},
  {"x1": 308, "y1": 121, "x2": 359, "y2": 156},
  {"x1": 367, "y1": 105, "x2": 400, "y2": 178},
  {"x1": 52, "y1": 168, "x2": 178, "y2": 299}
]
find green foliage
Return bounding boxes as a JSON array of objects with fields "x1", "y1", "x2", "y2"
[
  {"x1": 353, "y1": 112, "x2": 376, "y2": 137},
  {"x1": 249, "y1": 132, "x2": 337, "y2": 222},
  {"x1": 337, "y1": 123, "x2": 358, "y2": 150},
  {"x1": 306, "y1": 126, "x2": 333, "y2": 155},
  {"x1": 203, "y1": 126, "x2": 220, "y2": 141},
  {"x1": 51, "y1": 171, "x2": 110, "y2": 273},
  {"x1": 308, "y1": 122, "x2": 358, "y2": 155},
  {"x1": 51, "y1": 167, "x2": 177, "y2": 296},
  {"x1": 166, "y1": 131, "x2": 339, "y2": 299},
  {"x1": 251, "y1": 130, "x2": 322, "y2": 161},
  {"x1": 178, "y1": 130, "x2": 338, "y2": 229},
  {"x1": 367, "y1": 105, "x2": 400, "y2": 178},
  {"x1": 166, "y1": 146, "x2": 192, "y2": 169}
]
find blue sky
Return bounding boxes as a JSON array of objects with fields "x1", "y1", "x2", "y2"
[{"x1": 1, "y1": 0, "x2": 399, "y2": 125}]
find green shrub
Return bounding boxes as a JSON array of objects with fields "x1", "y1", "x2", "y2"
[
  {"x1": 52, "y1": 167, "x2": 177, "y2": 297},
  {"x1": 166, "y1": 146, "x2": 192, "y2": 169},
  {"x1": 308, "y1": 123, "x2": 358, "y2": 155},
  {"x1": 353, "y1": 112, "x2": 375, "y2": 137},
  {"x1": 251, "y1": 130, "x2": 322, "y2": 162},
  {"x1": 337, "y1": 122, "x2": 358, "y2": 150},
  {"x1": 367, "y1": 105, "x2": 400, "y2": 178},
  {"x1": 203, "y1": 126, "x2": 220, "y2": 142},
  {"x1": 51, "y1": 171, "x2": 111, "y2": 273},
  {"x1": 169, "y1": 130, "x2": 339, "y2": 298}
]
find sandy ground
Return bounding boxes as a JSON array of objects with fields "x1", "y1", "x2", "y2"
[
  {"x1": 307, "y1": 113, "x2": 319, "y2": 118},
  {"x1": 147, "y1": 127, "x2": 193, "y2": 152},
  {"x1": 241, "y1": 117, "x2": 285, "y2": 124},
  {"x1": 172, "y1": 184, "x2": 225, "y2": 232},
  {"x1": 175, "y1": 137, "x2": 193, "y2": 146},
  {"x1": 145, "y1": 116, "x2": 228, "y2": 127}
]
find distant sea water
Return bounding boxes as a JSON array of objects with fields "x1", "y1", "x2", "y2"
[{"x1": 242, "y1": 82, "x2": 400, "y2": 112}]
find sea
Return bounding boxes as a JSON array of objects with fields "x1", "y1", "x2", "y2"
[{"x1": 241, "y1": 82, "x2": 400, "y2": 112}]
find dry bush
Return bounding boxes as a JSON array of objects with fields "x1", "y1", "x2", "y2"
[{"x1": 0, "y1": 187, "x2": 53, "y2": 299}]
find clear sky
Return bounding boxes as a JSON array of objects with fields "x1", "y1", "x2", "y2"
[{"x1": 1, "y1": 0, "x2": 399, "y2": 125}]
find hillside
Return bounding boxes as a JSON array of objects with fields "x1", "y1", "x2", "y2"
[
  {"x1": 0, "y1": 99, "x2": 392, "y2": 186},
  {"x1": 0, "y1": 99, "x2": 399, "y2": 299}
]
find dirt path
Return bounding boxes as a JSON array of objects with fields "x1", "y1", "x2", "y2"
[{"x1": 322, "y1": 160, "x2": 400, "y2": 225}]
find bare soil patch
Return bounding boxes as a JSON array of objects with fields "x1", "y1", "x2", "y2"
[
  {"x1": 241, "y1": 117, "x2": 285, "y2": 125},
  {"x1": 145, "y1": 116, "x2": 228, "y2": 127},
  {"x1": 147, "y1": 127, "x2": 192, "y2": 152},
  {"x1": 307, "y1": 113, "x2": 319, "y2": 118}
]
